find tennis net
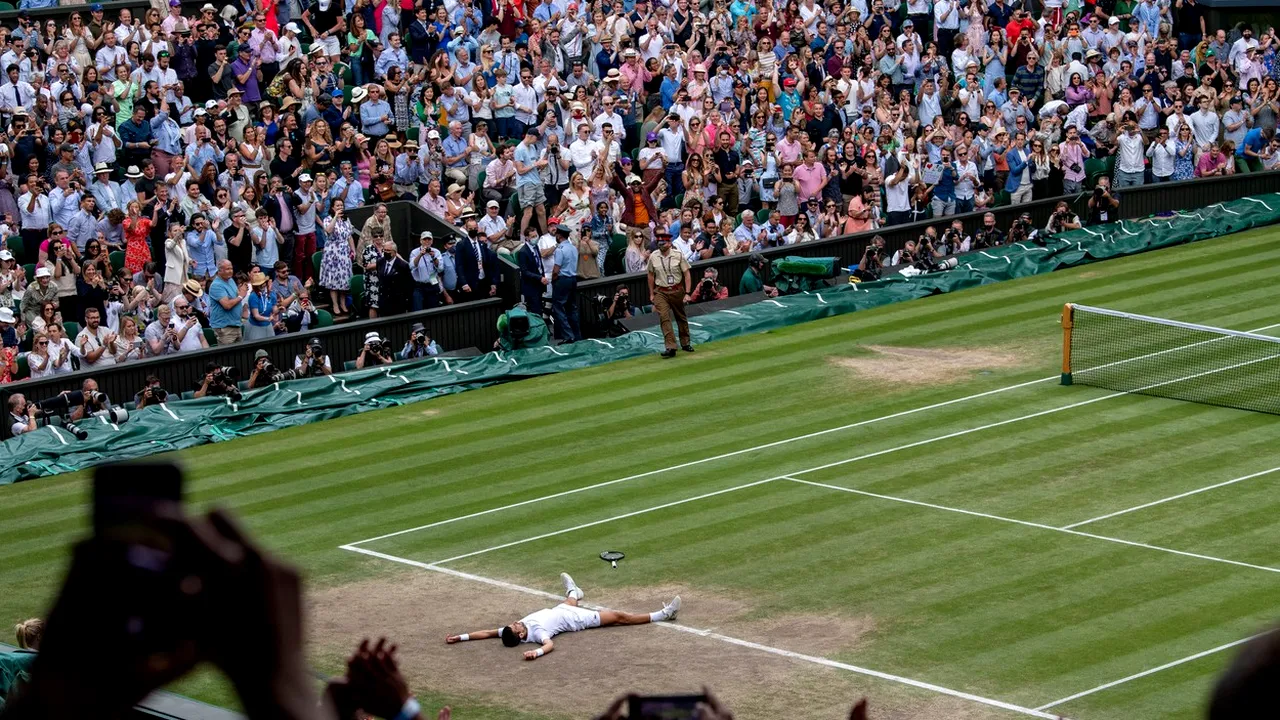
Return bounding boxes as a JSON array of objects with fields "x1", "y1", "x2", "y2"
[{"x1": 1061, "y1": 303, "x2": 1280, "y2": 415}]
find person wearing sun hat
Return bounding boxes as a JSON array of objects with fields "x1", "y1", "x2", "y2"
[{"x1": 243, "y1": 268, "x2": 277, "y2": 341}]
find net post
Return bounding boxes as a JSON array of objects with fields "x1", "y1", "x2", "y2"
[{"x1": 1060, "y1": 303, "x2": 1074, "y2": 385}]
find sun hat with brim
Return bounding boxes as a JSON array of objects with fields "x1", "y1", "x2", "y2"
[
  {"x1": 447, "y1": 183, "x2": 463, "y2": 195},
  {"x1": 35, "y1": 266, "x2": 52, "y2": 278},
  {"x1": 93, "y1": 162, "x2": 111, "y2": 174},
  {"x1": 350, "y1": 87, "x2": 368, "y2": 103},
  {"x1": 182, "y1": 279, "x2": 204, "y2": 296},
  {"x1": 249, "y1": 271, "x2": 269, "y2": 287},
  {"x1": 0, "y1": 308, "x2": 15, "y2": 324},
  {"x1": 364, "y1": 331, "x2": 382, "y2": 344},
  {"x1": 125, "y1": 165, "x2": 143, "y2": 179}
]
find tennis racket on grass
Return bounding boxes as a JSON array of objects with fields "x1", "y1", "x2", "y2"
[{"x1": 600, "y1": 550, "x2": 624, "y2": 569}]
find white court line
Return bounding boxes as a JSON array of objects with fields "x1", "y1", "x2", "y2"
[
  {"x1": 427, "y1": 478, "x2": 777, "y2": 565},
  {"x1": 784, "y1": 478, "x2": 1280, "y2": 575},
  {"x1": 1061, "y1": 464, "x2": 1280, "y2": 529},
  {"x1": 343, "y1": 374, "x2": 1061, "y2": 547},
  {"x1": 1034, "y1": 632, "x2": 1271, "y2": 711},
  {"x1": 344, "y1": 319, "x2": 1280, "y2": 549},
  {"x1": 339, "y1": 545, "x2": 1058, "y2": 719}
]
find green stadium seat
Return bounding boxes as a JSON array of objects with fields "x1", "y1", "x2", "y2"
[
  {"x1": 340, "y1": 63, "x2": 354, "y2": 85},
  {"x1": 23, "y1": 263, "x2": 34, "y2": 283},
  {"x1": 348, "y1": 275, "x2": 364, "y2": 317},
  {"x1": 475, "y1": 170, "x2": 486, "y2": 192},
  {"x1": 63, "y1": 321, "x2": 80, "y2": 339},
  {"x1": 316, "y1": 309, "x2": 334, "y2": 327},
  {"x1": 181, "y1": 390, "x2": 195, "y2": 400},
  {"x1": 0, "y1": 3, "x2": 16, "y2": 12},
  {"x1": 312, "y1": 251, "x2": 324, "y2": 280},
  {"x1": 6, "y1": 235, "x2": 23, "y2": 261},
  {"x1": 406, "y1": 127, "x2": 419, "y2": 143},
  {"x1": 123, "y1": 401, "x2": 136, "y2": 411},
  {"x1": 674, "y1": 193, "x2": 684, "y2": 208},
  {"x1": 15, "y1": 352, "x2": 28, "y2": 380},
  {"x1": 343, "y1": 85, "x2": 354, "y2": 104},
  {"x1": 108, "y1": 251, "x2": 125, "y2": 273},
  {"x1": 756, "y1": 207, "x2": 770, "y2": 223},
  {"x1": 993, "y1": 191, "x2": 1011, "y2": 208},
  {"x1": 203, "y1": 327, "x2": 217, "y2": 346},
  {"x1": 343, "y1": 360, "x2": 356, "y2": 372}
]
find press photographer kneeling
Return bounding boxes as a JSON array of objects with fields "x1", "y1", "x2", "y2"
[
  {"x1": 294, "y1": 337, "x2": 333, "y2": 376},
  {"x1": 249, "y1": 349, "x2": 301, "y2": 389},
  {"x1": 134, "y1": 375, "x2": 171, "y2": 410},
  {"x1": 356, "y1": 332, "x2": 394, "y2": 369},
  {"x1": 401, "y1": 323, "x2": 440, "y2": 359},
  {"x1": 194, "y1": 361, "x2": 243, "y2": 401},
  {"x1": 597, "y1": 285, "x2": 636, "y2": 338}
]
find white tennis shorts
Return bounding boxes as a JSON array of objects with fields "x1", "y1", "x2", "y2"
[{"x1": 556, "y1": 603, "x2": 602, "y2": 632}]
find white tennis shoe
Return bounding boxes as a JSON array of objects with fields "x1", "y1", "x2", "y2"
[
  {"x1": 662, "y1": 596, "x2": 681, "y2": 621},
  {"x1": 561, "y1": 572, "x2": 584, "y2": 600}
]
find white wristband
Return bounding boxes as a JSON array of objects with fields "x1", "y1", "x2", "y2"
[
  {"x1": 393, "y1": 697, "x2": 420, "y2": 720},
  {"x1": 534, "y1": 648, "x2": 544, "y2": 657},
  {"x1": 459, "y1": 633, "x2": 470, "y2": 642}
]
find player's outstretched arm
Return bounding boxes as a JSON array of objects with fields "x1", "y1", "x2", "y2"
[
  {"x1": 523, "y1": 639, "x2": 553, "y2": 661},
  {"x1": 445, "y1": 629, "x2": 500, "y2": 644}
]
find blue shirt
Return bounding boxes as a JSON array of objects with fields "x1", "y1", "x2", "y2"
[
  {"x1": 151, "y1": 112, "x2": 183, "y2": 155},
  {"x1": 118, "y1": 117, "x2": 153, "y2": 150},
  {"x1": 514, "y1": 142, "x2": 542, "y2": 187},
  {"x1": 247, "y1": 289, "x2": 276, "y2": 327},
  {"x1": 441, "y1": 250, "x2": 457, "y2": 290},
  {"x1": 660, "y1": 77, "x2": 681, "y2": 110},
  {"x1": 552, "y1": 238, "x2": 578, "y2": 278},
  {"x1": 208, "y1": 276, "x2": 243, "y2": 329},
  {"x1": 185, "y1": 229, "x2": 217, "y2": 276},
  {"x1": 1239, "y1": 128, "x2": 1265, "y2": 157},
  {"x1": 360, "y1": 99, "x2": 392, "y2": 136},
  {"x1": 330, "y1": 176, "x2": 364, "y2": 209},
  {"x1": 442, "y1": 134, "x2": 469, "y2": 168}
]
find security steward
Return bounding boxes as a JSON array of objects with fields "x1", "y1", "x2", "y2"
[{"x1": 645, "y1": 229, "x2": 693, "y2": 358}]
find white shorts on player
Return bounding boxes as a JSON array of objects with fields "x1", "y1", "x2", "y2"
[{"x1": 444, "y1": 572, "x2": 681, "y2": 661}]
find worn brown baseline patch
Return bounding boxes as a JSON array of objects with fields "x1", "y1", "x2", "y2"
[
  {"x1": 829, "y1": 345, "x2": 1028, "y2": 387},
  {"x1": 307, "y1": 567, "x2": 1011, "y2": 720}
]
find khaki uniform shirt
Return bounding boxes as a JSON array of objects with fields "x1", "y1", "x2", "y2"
[{"x1": 646, "y1": 249, "x2": 689, "y2": 289}]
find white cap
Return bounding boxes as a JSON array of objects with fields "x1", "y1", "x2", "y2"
[
  {"x1": 364, "y1": 331, "x2": 382, "y2": 344},
  {"x1": 0, "y1": 250, "x2": 12, "y2": 261},
  {"x1": 299, "y1": 173, "x2": 313, "y2": 182},
  {"x1": 0, "y1": 307, "x2": 14, "y2": 324},
  {"x1": 1108, "y1": 15, "x2": 1120, "y2": 24},
  {"x1": 284, "y1": 22, "x2": 301, "y2": 33},
  {"x1": 487, "y1": 200, "x2": 500, "y2": 208}
]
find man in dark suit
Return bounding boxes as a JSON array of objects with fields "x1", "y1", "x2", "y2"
[
  {"x1": 454, "y1": 227, "x2": 500, "y2": 303},
  {"x1": 376, "y1": 238, "x2": 412, "y2": 316},
  {"x1": 515, "y1": 227, "x2": 548, "y2": 315},
  {"x1": 263, "y1": 174, "x2": 300, "y2": 272}
]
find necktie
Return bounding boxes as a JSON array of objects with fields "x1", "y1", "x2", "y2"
[{"x1": 474, "y1": 240, "x2": 484, "y2": 280}]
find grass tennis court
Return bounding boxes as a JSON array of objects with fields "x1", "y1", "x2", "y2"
[{"x1": 4, "y1": 225, "x2": 1280, "y2": 719}]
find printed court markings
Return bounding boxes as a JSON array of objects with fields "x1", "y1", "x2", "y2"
[{"x1": 340, "y1": 368, "x2": 1280, "y2": 717}]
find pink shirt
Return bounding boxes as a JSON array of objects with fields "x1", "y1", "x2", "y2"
[
  {"x1": 777, "y1": 138, "x2": 803, "y2": 165},
  {"x1": 419, "y1": 192, "x2": 447, "y2": 216},
  {"x1": 792, "y1": 162, "x2": 827, "y2": 202}
]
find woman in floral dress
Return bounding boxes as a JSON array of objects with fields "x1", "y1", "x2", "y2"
[
  {"x1": 122, "y1": 201, "x2": 153, "y2": 274},
  {"x1": 1173, "y1": 124, "x2": 1196, "y2": 181},
  {"x1": 356, "y1": 226, "x2": 384, "y2": 318},
  {"x1": 319, "y1": 199, "x2": 355, "y2": 316}
]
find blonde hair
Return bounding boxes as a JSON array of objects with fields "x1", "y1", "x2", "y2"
[{"x1": 15, "y1": 618, "x2": 43, "y2": 650}]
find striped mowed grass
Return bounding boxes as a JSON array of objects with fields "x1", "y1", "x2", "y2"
[{"x1": 3, "y1": 226, "x2": 1280, "y2": 719}]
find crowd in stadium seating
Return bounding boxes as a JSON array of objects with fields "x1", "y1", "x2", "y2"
[{"x1": 0, "y1": 0, "x2": 1278, "y2": 381}]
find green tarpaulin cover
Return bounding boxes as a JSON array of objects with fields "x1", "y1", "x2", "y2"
[{"x1": 2, "y1": 195, "x2": 1277, "y2": 484}]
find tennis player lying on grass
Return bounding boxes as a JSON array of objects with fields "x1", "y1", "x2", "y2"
[{"x1": 445, "y1": 573, "x2": 681, "y2": 661}]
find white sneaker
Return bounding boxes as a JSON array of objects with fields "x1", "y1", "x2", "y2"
[
  {"x1": 561, "y1": 572, "x2": 584, "y2": 601},
  {"x1": 662, "y1": 596, "x2": 681, "y2": 621}
]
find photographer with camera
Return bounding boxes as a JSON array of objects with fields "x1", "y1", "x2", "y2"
[
  {"x1": 67, "y1": 379, "x2": 111, "y2": 422},
  {"x1": 401, "y1": 323, "x2": 440, "y2": 359},
  {"x1": 193, "y1": 361, "x2": 243, "y2": 400},
  {"x1": 972, "y1": 213, "x2": 1006, "y2": 250},
  {"x1": 739, "y1": 253, "x2": 780, "y2": 298},
  {"x1": 248, "y1": 349, "x2": 300, "y2": 390},
  {"x1": 133, "y1": 375, "x2": 170, "y2": 410},
  {"x1": 690, "y1": 268, "x2": 728, "y2": 304},
  {"x1": 355, "y1": 331, "x2": 395, "y2": 369},
  {"x1": 937, "y1": 220, "x2": 971, "y2": 256},
  {"x1": 294, "y1": 337, "x2": 333, "y2": 376},
  {"x1": 596, "y1": 284, "x2": 636, "y2": 339},
  {"x1": 1045, "y1": 201, "x2": 1083, "y2": 234},
  {"x1": 7, "y1": 393, "x2": 37, "y2": 437},
  {"x1": 853, "y1": 236, "x2": 886, "y2": 282},
  {"x1": 1087, "y1": 175, "x2": 1120, "y2": 225}
]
